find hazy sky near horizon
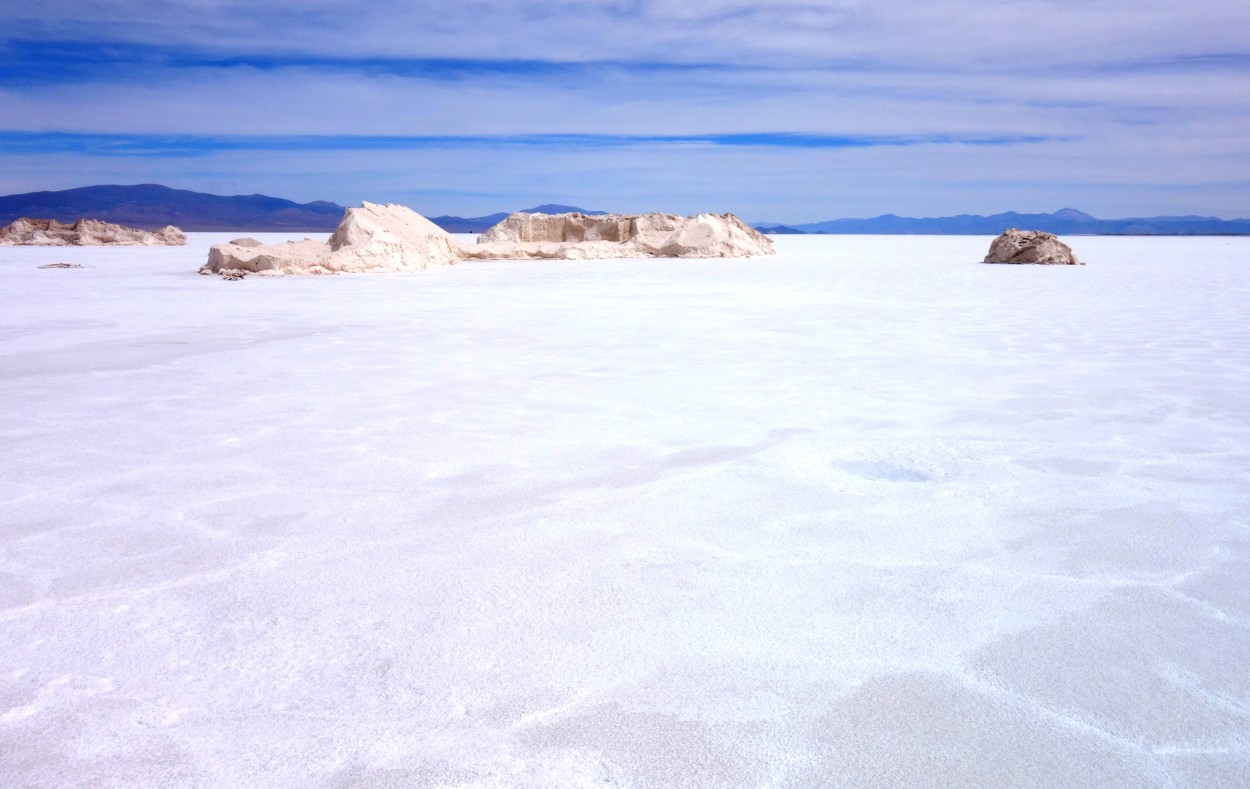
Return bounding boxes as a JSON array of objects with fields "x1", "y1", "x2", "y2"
[{"x1": 2, "y1": 1, "x2": 1248, "y2": 220}]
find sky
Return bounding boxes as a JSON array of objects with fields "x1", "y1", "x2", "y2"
[{"x1": 1, "y1": 1, "x2": 1248, "y2": 222}]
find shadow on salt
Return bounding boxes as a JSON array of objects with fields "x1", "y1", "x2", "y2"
[{"x1": 835, "y1": 461, "x2": 932, "y2": 482}]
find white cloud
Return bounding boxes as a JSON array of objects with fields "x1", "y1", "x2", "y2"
[{"x1": 9, "y1": 1, "x2": 1250, "y2": 67}]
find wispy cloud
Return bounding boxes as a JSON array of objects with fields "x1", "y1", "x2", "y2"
[
  {"x1": 9, "y1": 1, "x2": 1250, "y2": 69},
  {"x1": 0, "y1": 39, "x2": 773, "y2": 87},
  {"x1": 6, "y1": 37, "x2": 1249, "y2": 88},
  {"x1": 0, "y1": 131, "x2": 1068, "y2": 158}
]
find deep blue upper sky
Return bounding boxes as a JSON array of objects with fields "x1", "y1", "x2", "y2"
[{"x1": 2, "y1": 1, "x2": 1248, "y2": 220}]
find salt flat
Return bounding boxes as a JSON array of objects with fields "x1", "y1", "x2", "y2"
[{"x1": 2, "y1": 234, "x2": 1249, "y2": 787}]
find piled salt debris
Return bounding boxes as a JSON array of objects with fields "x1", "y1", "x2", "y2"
[
  {"x1": 466, "y1": 211, "x2": 775, "y2": 260},
  {"x1": 200, "y1": 202, "x2": 461, "y2": 277},
  {"x1": 0, "y1": 218, "x2": 186, "y2": 246},
  {"x1": 984, "y1": 228, "x2": 1082, "y2": 265}
]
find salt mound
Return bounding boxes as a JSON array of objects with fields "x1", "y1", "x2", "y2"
[
  {"x1": 468, "y1": 211, "x2": 775, "y2": 260},
  {"x1": 326, "y1": 201, "x2": 461, "y2": 271},
  {"x1": 984, "y1": 228, "x2": 1082, "y2": 265},
  {"x1": 200, "y1": 202, "x2": 461, "y2": 277},
  {"x1": 0, "y1": 218, "x2": 186, "y2": 246}
]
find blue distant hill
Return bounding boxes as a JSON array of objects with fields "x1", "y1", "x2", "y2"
[
  {"x1": 429, "y1": 204, "x2": 607, "y2": 233},
  {"x1": 754, "y1": 225, "x2": 807, "y2": 235},
  {"x1": 755, "y1": 208, "x2": 1250, "y2": 235},
  {"x1": 0, "y1": 184, "x2": 608, "y2": 233},
  {"x1": 0, "y1": 184, "x2": 346, "y2": 231}
]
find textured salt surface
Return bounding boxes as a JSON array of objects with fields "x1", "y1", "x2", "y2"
[{"x1": 2, "y1": 234, "x2": 1249, "y2": 787}]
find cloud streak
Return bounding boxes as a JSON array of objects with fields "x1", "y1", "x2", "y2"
[
  {"x1": 5, "y1": 37, "x2": 1248, "y2": 88},
  {"x1": 0, "y1": 39, "x2": 771, "y2": 87},
  {"x1": 0, "y1": 131, "x2": 1068, "y2": 158}
]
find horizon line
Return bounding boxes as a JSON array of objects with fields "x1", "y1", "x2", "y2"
[{"x1": 1, "y1": 183, "x2": 1247, "y2": 225}]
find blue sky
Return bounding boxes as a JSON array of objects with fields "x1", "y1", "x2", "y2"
[{"x1": 2, "y1": 1, "x2": 1248, "y2": 221}]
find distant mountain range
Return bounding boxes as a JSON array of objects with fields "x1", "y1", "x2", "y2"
[
  {"x1": 755, "y1": 225, "x2": 807, "y2": 235},
  {"x1": 2, "y1": 186, "x2": 1246, "y2": 235},
  {"x1": 0, "y1": 184, "x2": 346, "y2": 231},
  {"x1": 0, "y1": 185, "x2": 607, "y2": 233},
  {"x1": 755, "y1": 208, "x2": 1250, "y2": 235},
  {"x1": 429, "y1": 204, "x2": 606, "y2": 233}
]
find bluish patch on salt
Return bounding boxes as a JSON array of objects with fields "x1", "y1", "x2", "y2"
[{"x1": 837, "y1": 461, "x2": 931, "y2": 482}]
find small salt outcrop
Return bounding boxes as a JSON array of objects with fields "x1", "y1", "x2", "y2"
[
  {"x1": 200, "y1": 202, "x2": 462, "y2": 277},
  {"x1": 984, "y1": 228, "x2": 1082, "y2": 265},
  {"x1": 466, "y1": 211, "x2": 775, "y2": 260},
  {"x1": 0, "y1": 218, "x2": 186, "y2": 246}
]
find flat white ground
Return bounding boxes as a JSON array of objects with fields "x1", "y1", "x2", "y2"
[{"x1": 2, "y1": 234, "x2": 1248, "y2": 787}]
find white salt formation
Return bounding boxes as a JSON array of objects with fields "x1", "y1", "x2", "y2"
[
  {"x1": 202, "y1": 206, "x2": 774, "y2": 276},
  {"x1": 467, "y1": 211, "x2": 775, "y2": 260},
  {"x1": 0, "y1": 217, "x2": 186, "y2": 246},
  {"x1": 200, "y1": 202, "x2": 461, "y2": 277},
  {"x1": 327, "y1": 201, "x2": 462, "y2": 271},
  {"x1": 984, "y1": 228, "x2": 1082, "y2": 265}
]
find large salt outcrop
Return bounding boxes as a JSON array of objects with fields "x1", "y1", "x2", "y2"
[
  {"x1": 201, "y1": 206, "x2": 774, "y2": 277},
  {"x1": 467, "y1": 211, "x2": 775, "y2": 260},
  {"x1": 0, "y1": 218, "x2": 186, "y2": 246},
  {"x1": 984, "y1": 228, "x2": 1082, "y2": 265},
  {"x1": 200, "y1": 202, "x2": 461, "y2": 277}
]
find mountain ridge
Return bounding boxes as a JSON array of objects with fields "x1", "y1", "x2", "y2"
[
  {"x1": 0, "y1": 184, "x2": 346, "y2": 231},
  {"x1": 429, "y1": 204, "x2": 607, "y2": 233},
  {"x1": 0, "y1": 184, "x2": 608, "y2": 233},
  {"x1": 756, "y1": 209, "x2": 1250, "y2": 235}
]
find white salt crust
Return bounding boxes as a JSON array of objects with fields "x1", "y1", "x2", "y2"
[{"x1": 2, "y1": 234, "x2": 1249, "y2": 787}]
